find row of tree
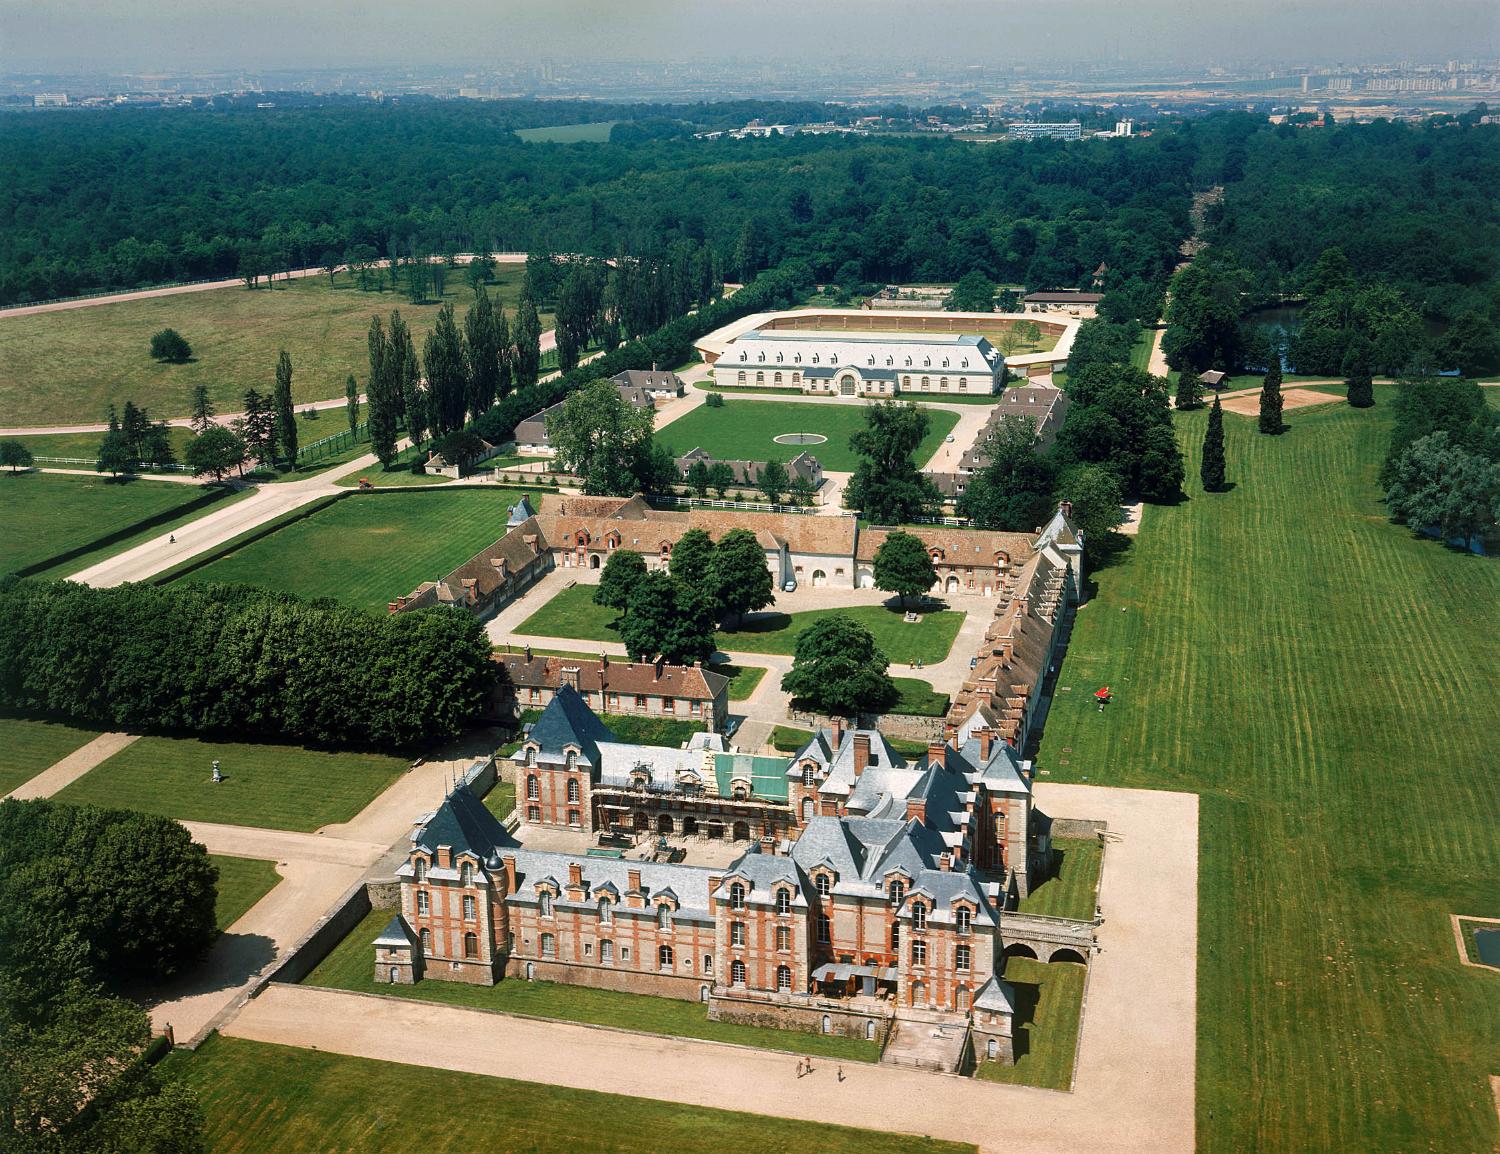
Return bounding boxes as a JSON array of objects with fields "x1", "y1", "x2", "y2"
[{"x1": 0, "y1": 580, "x2": 496, "y2": 748}]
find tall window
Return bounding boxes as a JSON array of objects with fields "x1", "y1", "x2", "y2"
[
  {"x1": 776, "y1": 925, "x2": 792, "y2": 952},
  {"x1": 659, "y1": 945, "x2": 674, "y2": 971},
  {"x1": 888, "y1": 880, "x2": 904, "y2": 906},
  {"x1": 731, "y1": 959, "x2": 746, "y2": 986},
  {"x1": 802, "y1": 764, "x2": 815, "y2": 786},
  {"x1": 598, "y1": 898, "x2": 612, "y2": 924},
  {"x1": 777, "y1": 965, "x2": 792, "y2": 992},
  {"x1": 527, "y1": 805, "x2": 541, "y2": 823},
  {"x1": 738, "y1": 371, "x2": 747, "y2": 384},
  {"x1": 657, "y1": 904, "x2": 673, "y2": 931},
  {"x1": 956, "y1": 944, "x2": 971, "y2": 972},
  {"x1": 731, "y1": 921, "x2": 746, "y2": 946},
  {"x1": 460, "y1": 863, "x2": 473, "y2": 886},
  {"x1": 815, "y1": 874, "x2": 831, "y2": 899},
  {"x1": 416, "y1": 891, "x2": 430, "y2": 915},
  {"x1": 955, "y1": 907, "x2": 971, "y2": 935},
  {"x1": 891, "y1": 923, "x2": 900, "y2": 950},
  {"x1": 419, "y1": 928, "x2": 431, "y2": 953},
  {"x1": 776, "y1": 889, "x2": 792, "y2": 915},
  {"x1": 463, "y1": 932, "x2": 478, "y2": 958},
  {"x1": 729, "y1": 883, "x2": 746, "y2": 911},
  {"x1": 703, "y1": 953, "x2": 713, "y2": 974},
  {"x1": 414, "y1": 859, "x2": 427, "y2": 882},
  {"x1": 912, "y1": 902, "x2": 927, "y2": 931},
  {"x1": 462, "y1": 895, "x2": 476, "y2": 921},
  {"x1": 817, "y1": 914, "x2": 830, "y2": 943},
  {"x1": 539, "y1": 891, "x2": 553, "y2": 917},
  {"x1": 567, "y1": 779, "x2": 580, "y2": 803},
  {"x1": 540, "y1": 933, "x2": 556, "y2": 957},
  {"x1": 912, "y1": 940, "x2": 927, "y2": 966},
  {"x1": 601, "y1": 939, "x2": 614, "y2": 962},
  {"x1": 526, "y1": 775, "x2": 539, "y2": 800}
]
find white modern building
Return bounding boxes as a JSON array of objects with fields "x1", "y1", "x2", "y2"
[{"x1": 711, "y1": 330, "x2": 1006, "y2": 398}]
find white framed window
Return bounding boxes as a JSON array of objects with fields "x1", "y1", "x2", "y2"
[
  {"x1": 703, "y1": 953, "x2": 713, "y2": 974},
  {"x1": 567, "y1": 779, "x2": 580, "y2": 803},
  {"x1": 816, "y1": 874, "x2": 831, "y2": 898},
  {"x1": 731, "y1": 959, "x2": 746, "y2": 985},
  {"x1": 539, "y1": 891, "x2": 553, "y2": 917},
  {"x1": 777, "y1": 965, "x2": 792, "y2": 992},
  {"x1": 731, "y1": 921, "x2": 746, "y2": 946},
  {"x1": 598, "y1": 898, "x2": 612, "y2": 924},
  {"x1": 776, "y1": 925, "x2": 791, "y2": 951},
  {"x1": 416, "y1": 891, "x2": 429, "y2": 915},
  {"x1": 911, "y1": 940, "x2": 927, "y2": 966},
  {"x1": 955, "y1": 907, "x2": 971, "y2": 935},
  {"x1": 659, "y1": 945, "x2": 674, "y2": 971},
  {"x1": 526, "y1": 776, "x2": 539, "y2": 800},
  {"x1": 912, "y1": 902, "x2": 927, "y2": 931},
  {"x1": 956, "y1": 944, "x2": 971, "y2": 972},
  {"x1": 541, "y1": 932, "x2": 556, "y2": 957},
  {"x1": 419, "y1": 928, "x2": 431, "y2": 952},
  {"x1": 729, "y1": 883, "x2": 746, "y2": 911},
  {"x1": 462, "y1": 895, "x2": 476, "y2": 921},
  {"x1": 657, "y1": 904, "x2": 673, "y2": 931},
  {"x1": 776, "y1": 889, "x2": 791, "y2": 915},
  {"x1": 601, "y1": 939, "x2": 614, "y2": 963}
]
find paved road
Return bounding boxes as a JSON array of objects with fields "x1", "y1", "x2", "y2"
[
  {"x1": 68, "y1": 438, "x2": 408, "y2": 588},
  {"x1": 225, "y1": 782, "x2": 1198, "y2": 1154}
]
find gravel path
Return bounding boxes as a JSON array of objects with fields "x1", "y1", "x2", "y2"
[{"x1": 3, "y1": 732, "x2": 141, "y2": 800}]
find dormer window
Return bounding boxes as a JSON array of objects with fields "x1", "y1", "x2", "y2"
[
  {"x1": 815, "y1": 873, "x2": 831, "y2": 899},
  {"x1": 460, "y1": 862, "x2": 473, "y2": 886},
  {"x1": 905, "y1": 357, "x2": 912, "y2": 366},
  {"x1": 657, "y1": 904, "x2": 673, "y2": 931},
  {"x1": 776, "y1": 888, "x2": 792, "y2": 915},
  {"x1": 888, "y1": 879, "x2": 905, "y2": 906},
  {"x1": 801, "y1": 763, "x2": 815, "y2": 786},
  {"x1": 729, "y1": 883, "x2": 746, "y2": 911},
  {"x1": 794, "y1": 353, "x2": 801, "y2": 363},
  {"x1": 598, "y1": 897, "x2": 613, "y2": 924},
  {"x1": 830, "y1": 354, "x2": 837, "y2": 364},
  {"x1": 540, "y1": 891, "x2": 554, "y2": 917},
  {"x1": 812, "y1": 354, "x2": 819, "y2": 364},
  {"x1": 414, "y1": 859, "x2": 427, "y2": 882},
  {"x1": 955, "y1": 907, "x2": 971, "y2": 935},
  {"x1": 911, "y1": 902, "x2": 927, "y2": 931}
]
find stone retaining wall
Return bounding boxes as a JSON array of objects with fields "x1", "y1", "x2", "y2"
[
  {"x1": 709, "y1": 990, "x2": 892, "y2": 1043},
  {"x1": 1051, "y1": 817, "x2": 1107, "y2": 838}
]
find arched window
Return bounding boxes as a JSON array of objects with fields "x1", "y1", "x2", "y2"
[
  {"x1": 956, "y1": 944, "x2": 971, "y2": 972},
  {"x1": 777, "y1": 965, "x2": 792, "y2": 992},
  {"x1": 703, "y1": 953, "x2": 713, "y2": 974},
  {"x1": 774, "y1": 371, "x2": 782, "y2": 384},
  {"x1": 801, "y1": 797, "x2": 813, "y2": 821},
  {"x1": 462, "y1": 895, "x2": 476, "y2": 921},
  {"x1": 731, "y1": 921, "x2": 746, "y2": 946},
  {"x1": 738, "y1": 371, "x2": 747, "y2": 384},
  {"x1": 600, "y1": 939, "x2": 614, "y2": 962},
  {"x1": 463, "y1": 932, "x2": 478, "y2": 958},
  {"x1": 888, "y1": 879, "x2": 904, "y2": 906},
  {"x1": 540, "y1": 932, "x2": 556, "y2": 957},
  {"x1": 659, "y1": 945, "x2": 674, "y2": 971},
  {"x1": 775, "y1": 889, "x2": 791, "y2": 915},
  {"x1": 598, "y1": 898, "x2": 613, "y2": 924},
  {"x1": 866, "y1": 1020, "x2": 876, "y2": 1040},
  {"x1": 988, "y1": 1038, "x2": 998, "y2": 1059},
  {"x1": 912, "y1": 902, "x2": 927, "y2": 931},
  {"x1": 802, "y1": 764, "x2": 815, "y2": 786},
  {"x1": 756, "y1": 371, "x2": 765, "y2": 383},
  {"x1": 816, "y1": 874, "x2": 831, "y2": 898},
  {"x1": 419, "y1": 928, "x2": 431, "y2": 952},
  {"x1": 567, "y1": 779, "x2": 580, "y2": 803},
  {"x1": 921, "y1": 376, "x2": 930, "y2": 389},
  {"x1": 731, "y1": 959, "x2": 746, "y2": 985},
  {"x1": 416, "y1": 891, "x2": 430, "y2": 915},
  {"x1": 657, "y1": 904, "x2": 673, "y2": 931},
  {"x1": 729, "y1": 883, "x2": 746, "y2": 910},
  {"x1": 539, "y1": 891, "x2": 553, "y2": 917},
  {"x1": 526, "y1": 775, "x2": 539, "y2": 800},
  {"x1": 822, "y1": 1015, "x2": 832, "y2": 1034},
  {"x1": 940, "y1": 377, "x2": 949, "y2": 390},
  {"x1": 955, "y1": 907, "x2": 971, "y2": 935}
]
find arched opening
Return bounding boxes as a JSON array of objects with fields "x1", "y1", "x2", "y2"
[
  {"x1": 525, "y1": 962, "x2": 535, "y2": 980},
  {"x1": 812, "y1": 569, "x2": 827, "y2": 587},
  {"x1": 839, "y1": 375, "x2": 857, "y2": 396},
  {"x1": 589, "y1": 553, "x2": 601, "y2": 570},
  {"x1": 857, "y1": 567, "x2": 875, "y2": 588},
  {"x1": 633, "y1": 811, "x2": 649, "y2": 832},
  {"x1": 389, "y1": 967, "x2": 399, "y2": 983},
  {"x1": 1003, "y1": 943, "x2": 1039, "y2": 961},
  {"x1": 865, "y1": 1020, "x2": 876, "y2": 1041},
  {"x1": 707, "y1": 820, "x2": 724, "y2": 840},
  {"x1": 801, "y1": 797, "x2": 814, "y2": 821},
  {"x1": 909, "y1": 980, "x2": 926, "y2": 1006},
  {"x1": 682, "y1": 816, "x2": 697, "y2": 835},
  {"x1": 955, "y1": 985, "x2": 970, "y2": 1011},
  {"x1": 945, "y1": 575, "x2": 960, "y2": 594},
  {"x1": 657, "y1": 813, "x2": 674, "y2": 834},
  {"x1": 732, "y1": 821, "x2": 750, "y2": 841},
  {"x1": 1049, "y1": 948, "x2": 1088, "y2": 965},
  {"x1": 822, "y1": 1014, "x2": 832, "y2": 1034},
  {"x1": 700, "y1": 984, "x2": 710, "y2": 1003}
]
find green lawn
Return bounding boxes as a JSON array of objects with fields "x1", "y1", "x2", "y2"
[
  {"x1": 772, "y1": 725, "x2": 814, "y2": 752},
  {"x1": 163, "y1": 1035, "x2": 968, "y2": 1154},
  {"x1": 482, "y1": 779, "x2": 516, "y2": 821},
  {"x1": 1130, "y1": 326, "x2": 1157, "y2": 371},
  {"x1": 6, "y1": 424, "x2": 196, "y2": 463},
  {"x1": 0, "y1": 268, "x2": 553, "y2": 427},
  {"x1": 1038, "y1": 389, "x2": 1500, "y2": 1152},
  {"x1": 973, "y1": 957, "x2": 1085, "y2": 1090},
  {"x1": 306, "y1": 908, "x2": 880, "y2": 1062},
  {"x1": 1016, "y1": 837, "x2": 1101, "y2": 922},
  {"x1": 655, "y1": 397, "x2": 959, "y2": 471},
  {"x1": 515, "y1": 121, "x2": 619, "y2": 143},
  {"x1": 174, "y1": 490, "x2": 537, "y2": 612},
  {"x1": 210, "y1": 854, "x2": 282, "y2": 932},
  {"x1": 517, "y1": 586, "x2": 964, "y2": 665},
  {"x1": 54, "y1": 736, "x2": 408, "y2": 832},
  {"x1": 889, "y1": 676, "x2": 950, "y2": 717},
  {"x1": 520, "y1": 708, "x2": 705, "y2": 748},
  {"x1": 710, "y1": 661, "x2": 768, "y2": 701},
  {"x1": 0, "y1": 471, "x2": 242, "y2": 578},
  {"x1": 0, "y1": 714, "x2": 102, "y2": 796}
]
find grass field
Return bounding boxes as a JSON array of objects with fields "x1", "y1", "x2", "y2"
[
  {"x1": 0, "y1": 714, "x2": 102, "y2": 796},
  {"x1": 482, "y1": 779, "x2": 516, "y2": 820},
  {"x1": 973, "y1": 957, "x2": 1085, "y2": 1090},
  {"x1": 710, "y1": 661, "x2": 768, "y2": 700},
  {"x1": 889, "y1": 676, "x2": 949, "y2": 717},
  {"x1": 0, "y1": 268, "x2": 553, "y2": 426},
  {"x1": 54, "y1": 736, "x2": 407, "y2": 832},
  {"x1": 175, "y1": 490, "x2": 537, "y2": 612},
  {"x1": 516, "y1": 586, "x2": 964, "y2": 665},
  {"x1": 515, "y1": 120, "x2": 619, "y2": 143},
  {"x1": 655, "y1": 397, "x2": 959, "y2": 472},
  {"x1": 772, "y1": 725, "x2": 814, "y2": 752},
  {"x1": 0, "y1": 471, "x2": 241, "y2": 577},
  {"x1": 163, "y1": 1035, "x2": 969, "y2": 1154},
  {"x1": 521, "y1": 708, "x2": 705, "y2": 748},
  {"x1": 210, "y1": 854, "x2": 282, "y2": 932},
  {"x1": 1037, "y1": 389, "x2": 1500, "y2": 1151},
  {"x1": 307, "y1": 908, "x2": 880, "y2": 1062},
  {"x1": 1015, "y1": 838, "x2": 1101, "y2": 922}
]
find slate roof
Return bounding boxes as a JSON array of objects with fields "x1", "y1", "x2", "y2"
[
  {"x1": 610, "y1": 369, "x2": 684, "y2": 395},
  {"x1": 974, "y1": 974, "x2": 1018, "y2": 1014},
  {"x1": 507, "y1": 849, "x2": 716, "y2": 920},
  {"x1": 374, "y1": 913, "x2": 419, "y2": 948},
  {"x1": 496, "y1": 653, "x2": 729, "y2": 705},
  {"x1": 525, "y1": 685, "x2": 618, "y2": 766},
  {"x1": 409, "y1": 784, "x2": 516, "y2": 863}
]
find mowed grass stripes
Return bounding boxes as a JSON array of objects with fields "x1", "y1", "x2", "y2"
[
  {"x1": 173, "y1": 490, "x2": 531, "y2": 613},
  {"x1": 1037, "y1": 388, "x2": 1500, "y2": 1153}
]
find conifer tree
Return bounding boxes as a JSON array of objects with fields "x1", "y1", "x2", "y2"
[
  {"x1": 366, "y1": 315, "x2": 399, "y2": 466},
  {"x1": 513, "y1": 293, "x2": 542, "y2": 388},
  {"x1": 1258, "y1": 359, "x2": 1285, "y2": 434},
  {"x1": 189, "y1": 384, "x2": 215, "y2": 434},
  {"x1": 274, "y1": 349, "x2": 297, "y2": 464},
  {"x1": 1346, "y1": 371, "x2": 1374, "y2": 409},
  {"x1": 345, "y1": 374, "x2": 360, "y2": 435},
  {"x1": 495, "y1": 308, "x2": 513, "y2": 401},
  {"x1": 1174, "y1": 368, "x2": 1203, "y2": 410},
  {"x1": 1200, "y1": 394, "x2": 1227, "y2": 491}
]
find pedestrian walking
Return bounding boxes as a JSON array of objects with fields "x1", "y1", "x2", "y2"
[{"x1": 837, "y1": 1064, "x2": 845, "y2": 1082}]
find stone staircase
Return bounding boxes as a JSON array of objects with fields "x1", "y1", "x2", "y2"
[{"x1": 879, "y1": 1009, "x2": 971, "y2": 1074}]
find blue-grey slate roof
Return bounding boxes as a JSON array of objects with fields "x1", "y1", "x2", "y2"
[
  {"x1": 412, "y1": 784, "x2": 516, "y2": 861},
  {"x1": 526, "y1": 684, "x2": 618, "y2": 766}
]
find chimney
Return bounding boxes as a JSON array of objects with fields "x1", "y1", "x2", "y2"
[
  {"x1": 503, "y1": 854, "x2": 517, "y2": 894},
  {"x1": 707, "y1": 874, "x2": 722, "y2": 894},
  {"x1": 628, "y1": 868, "x2": 642, "y2": 894},
  {"x1": 979, "y1": 729, "x2": 994, "y2": 762},
  {"x1": 654, "y1": 657, "x2": 665, "y2": 681},
  {"x1": 1060, "y1": 500, "x2": 1073, "y2": 520},
  {"x1": 568, "y1": 862, "x2": 583, "y2": 887},
  {"x1": 601, "y1": 652, "x2": 609, "y2": 669},
  {"x1": 524, "y1": 644, "x2": 532, "y2": 663},
  {"x1": 927, "y1": 740, "x2": 947, "y2": 767},
  {"x1": 831, "y1": 716, "x2": 844, "y2": 749},
  {"x1": 853, "y1": 733, "x2": 870, "y2": 777}
]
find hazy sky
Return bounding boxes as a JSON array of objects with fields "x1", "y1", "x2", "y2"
[{"x1": 2, "y1": 0, "x2": 1497, "y2": 74}]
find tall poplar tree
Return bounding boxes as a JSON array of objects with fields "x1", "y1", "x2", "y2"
[
  {"x1": 367, "y1": 315, "x2": 399, "y2": 466},
  {"x1": 345, "y1": 374, "x2": 360, "y2": 435},
  {"x1": 463, "y1": 287, "x2": 500, "y2": 421},
  {"x1": 1258, "y1": 359, "x2": 1285, "y2": 434},
  {"x1": 513, "y1": 292, "x2": 542, "y2": 387},
  {"x1": 494, "y1": 307, "x2": 513, "y2": 401},
  {"x1": 387, "y1": 311, "x2": 413, "y2": 425},
  {"x1": 274, "y1": 349, "x2": 297, "y2": 464},
  {"x1": 1200, "y1": 394, "x2": 1227, "y2": 491},
  {"x1": 424, "y1": 303, "x2": 468, "y2": 437},
  {"x1": 1174, "y1": 368, "x2": 1203, "y2": 411}
]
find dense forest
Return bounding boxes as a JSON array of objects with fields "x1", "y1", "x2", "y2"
[{"x1": 0, "y1": 100, "x2": 1199, "y2": 305}]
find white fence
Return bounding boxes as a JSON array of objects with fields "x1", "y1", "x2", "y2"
[
  {"x1": 651, "y1": 494, "x2": 847, "y2": 517},
  {"x1": 33, "y1": 455, "x2": 194, "y2": 473}
]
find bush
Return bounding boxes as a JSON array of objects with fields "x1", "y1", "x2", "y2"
[
  {"x1": 705, "y1": 391, "x2": 725, "y2": 408},
  {"x1": 149, "y1": 327, "x2": 192, "y2": 363},
  {"x1": 409, "y1": 456, "x2": 426, "y2": 474},
  {"x1": 0, "y1": 581, "x2": 496, "y2": 748}
]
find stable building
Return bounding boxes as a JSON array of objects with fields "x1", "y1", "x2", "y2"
[
  {"x1": 496, "y1": 649, "x2": 731, "y2": 732},
  {"x1": 712, "y1": 330, "x2": 1006, "y2": 398}
]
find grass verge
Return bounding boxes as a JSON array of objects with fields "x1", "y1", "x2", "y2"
[
  {"x1": 973, "y1": 957, "x2": 1085, "y2": 1090},
  {"x1": 0, "y1": 713, "x2": 103, "y2": 796},
  {"x1": 210, "y1": 854, "x2": 282, "y2": 932},
  {"x1": 1015, "y1": 838, "x2": 1101, "y2": 922}
]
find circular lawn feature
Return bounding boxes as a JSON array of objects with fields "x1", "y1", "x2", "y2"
[{"x1": 773, "y1": 433, "x2": 829, "y2": 446}]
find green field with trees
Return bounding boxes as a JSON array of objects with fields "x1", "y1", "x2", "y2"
[
  {"x1": 164, "y1": 1035, "x2": 970, "y2": 1154},
  {"x1": 1038, "y1": 390, "x2": 1499, "y2": 1152},
  {"x1": 0, "y1": 268, "x2": 550, "y2": 427}
]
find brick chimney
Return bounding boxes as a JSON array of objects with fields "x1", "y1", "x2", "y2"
[
  {"x1": 927, "y1": 740, "x2": 947, "y2": 767},
  {"x1": 979, "y1": 729, "x2": 994, "y2": 762},
  {"x1": 628, "y1": 868, "x2": 642, "y2": 894},
  {"x1": 853, "y1": 733, "x2": 870, "y2": 777},
  {"x1": 524, "y1": 644, "x2": 532, "y2": 663},
  {"x1": 568, "y1": 862, "x2": 583, "y2": 887},
  {"x1": 1060, "y1": 499, "x2": 1073, "y2": 520},
  {"x1": 502, "y1": 854, "x2": 517, "y2": 894},
  {"x1": 707, "y1": 874, "x2": 722, "y2": 894},
  {"x1": 831, "y1": 716, "x2": 844, "y2": 749}
]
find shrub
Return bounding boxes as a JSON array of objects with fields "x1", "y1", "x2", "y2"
[{"x1": 149, "y1": 327, "x2": 192, "y2": 363}]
